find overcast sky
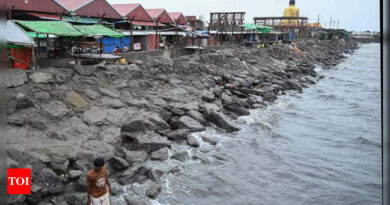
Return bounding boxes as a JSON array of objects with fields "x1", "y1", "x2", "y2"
[{"x1": 108, "y1": 0, "x2": 380, "y2": 32}]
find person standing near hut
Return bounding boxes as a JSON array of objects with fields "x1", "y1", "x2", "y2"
[{"x1": 87, "y1": 158, "x2": 112, "y2": 205}]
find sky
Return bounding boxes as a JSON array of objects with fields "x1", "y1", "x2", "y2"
[{"x1": 108, "y1": 0, "x2": 380, "y2": 32}]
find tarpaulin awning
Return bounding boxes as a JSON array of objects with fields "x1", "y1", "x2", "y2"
[
  {"x1": 61, "y1": 15, "x2": 107, "y2": 24},
  {"x1": 130, "y1": 20, "x2": 165, "y2": 27},
  {"x1": 73, "y1": 25, "x2": 124, "y2": 38},
  {"x1": 7, "y1": 21, "x2": 36, "y2": 47},
  {"x1": 14, "y1": 20, "x2": 85, "y2": 36},
  {"x1": 26, "y1": 12, "x2": 61, "y2": 20}
]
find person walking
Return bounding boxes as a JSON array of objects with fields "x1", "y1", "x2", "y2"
[{"x1": 87, "y1": 158, "x2": 112, "y2": 205}]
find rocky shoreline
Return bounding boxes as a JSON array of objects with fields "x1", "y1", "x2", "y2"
[{"x1": 6, "y1": 39, "x2": 358, "y2": 205}]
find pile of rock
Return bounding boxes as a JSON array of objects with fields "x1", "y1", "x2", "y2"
[{"x1": 6, "y1": 39, "x2": 358, "y2": 204}]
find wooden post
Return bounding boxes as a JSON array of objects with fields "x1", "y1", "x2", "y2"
[
  {"x1": 175, "y1": 21, "x2": 179, "y2": 55},
  {"x1": 155, "y1": 18, "x2": 160, "y2": 50},
  {"x1": 100, "y1": 37, "x2": 103, "y2": 54},
  {"x1": 46, "y1": 34, "x2": 49, "y2": 57},
  {"x1": 130, "y1": 18, "x2": 134, "y2": 52},
  {"x1": 37, "y1": 33, "x2": 40, "y2": 57}
]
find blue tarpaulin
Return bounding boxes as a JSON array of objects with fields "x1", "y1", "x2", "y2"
[{"x1": 98, "y1": 36, "x2": 130, "y2": 53}]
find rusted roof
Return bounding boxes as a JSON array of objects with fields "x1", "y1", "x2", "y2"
[
  {"x1": 112, "y1": 4, "x2": 154, "y2": 22},
  {"x1": 146, "y1": 9, "x2": 174, "y2": 24}
]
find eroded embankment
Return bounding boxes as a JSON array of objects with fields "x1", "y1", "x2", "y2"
[{"x1": 6, "y1": 39, "x2": 358, "y2": 205}]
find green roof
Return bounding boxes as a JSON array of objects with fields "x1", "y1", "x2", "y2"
[
  {"x1": 26, "y1": 32, "x2": 51, "y2": 38},
  {"x1": 14, "y1": 20, "x2": 85, "y2": 36},
  {"x1": 74, "y1": 25, "x2": 124, "y2": 38},
  {"x1": 240, "y1": 23, "x2": 273, "y2": 34}
]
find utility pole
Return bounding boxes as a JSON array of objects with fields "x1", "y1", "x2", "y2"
[
  {"x1": 317, "y1": 14, "x2": 320, "y2": 23},
  {"x1": 330, "y1": 18, "x2": 332, "y2": 29},
  {"x1": 337, "y1": 20, "x2": 339, "y2": 29}
]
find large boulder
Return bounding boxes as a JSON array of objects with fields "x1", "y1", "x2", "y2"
[
  {"x1": 83, "y1": 106, "x2": 108, "y2": 124},
  {"x1": 201, "y1": 90, "x2": 216, "y2": 102},
  {"x1": 202, "y1": 136, "x2": 218, "y2": 145},
  {"x1": 121, "y1": 114, "x2": 170, "y2": 134},
  {"x1": 7, "y1": 69, "x2": 28, "y2": 88},
  {"x1": 125, "y1": 196, "x2": 147, "y2": 205},
  {"x1": 170, "y1": 151, "x2": 189, "y2": 162},
  {"x1": 64, "y1": 91, "x2": 88, "y2": 108},
  {"x1": 186, "y1": 110, "x2": 209, "y2": 126},
  {"x1": 97, "y1": 87, "x2": 120, "y2": 98},
  {"x1": 84, "y1": 89, "x2": 100, "y2": 100},
  {"x1": 145, "y1": 183, "x2": 162, "y2": 199},
  {"x1": 178, "y1": 116, "x2": 206, "y2": 132},
  {"x1": 101, "y1": 97, "x2": 124, "y2": 108},
  {"x1": 100, "y1": 127, "x2": 122, "y2": 147},
  {"x1": 109, "y1": 156, "x2": 130, "y2": 171},
  {"x1": 204, "y1": 111, "x2": 240, "y2": 132},
  {"x1": 123, "y1": 133, "x2": 171, "y2": 153},
  {"x1": 224, "y1": 103, "x2": 250, "y2": 116},
  {"x1": 78, "y1": 140, "x2": 115, "y2": 162},
  {"x1": 262, "y1": 92, "x2": 277, "y2": 102},
  {"x1": 106, "y1": 108, "x2": 127, "y2": 125},
  {"x1": 41, "y1": 101, "x2": 69, "y2": 118},
  {"x1": 187, "y1": 135, "x2": 200, "y2": 148},
  {"x1": 117, "y1": 166, "x2": 149, "y2": 185},
  {"x1": 164, "y1": 129, "x2": 191, "y2": 141},
  {"x1": 29, "y1": 72, "x2": 54, "y2": 83},
  {"x1": 124, "y1": 150, "x2": 148, "y2": 164},
  {"x1": 287, "y1": 79, "x2": 303, "y2": 92},
  {"x1": 68, "y1": 170, "x2": 83, "y2": 181},
  {"x1": 48, "y1": 156, "x2": 69, "y2": 175},
  {"x1": 65, "y1": 192, "x2": 87, "y2": 205},
  {"x1": 150, "y1": 147, "x2": 169, "y2": 161},
  {"x1": 35, "y1": 168, "x2": 64, "y2": 195}
]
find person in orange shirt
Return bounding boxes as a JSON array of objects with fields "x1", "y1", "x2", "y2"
[{"x1": 87, "y1": 158, "x2": 112, "y2": 205}]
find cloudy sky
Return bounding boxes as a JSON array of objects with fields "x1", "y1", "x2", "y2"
[{"x1": 108, "y1": 0, "x2": 380, "y2": 32}]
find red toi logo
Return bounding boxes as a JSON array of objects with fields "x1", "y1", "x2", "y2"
[{"x1": 7, "y1": 169, "x2": 31, "y2": 195}]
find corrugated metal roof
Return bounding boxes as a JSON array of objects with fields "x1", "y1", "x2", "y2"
[
  {"x1": 168, "y1": 12, "x2": 181, "y2": 20},
  {"x1": 74, "y1": 24, "x2": 124, "y2": 38},
  {"x1": 7, "y1": 21, "x2": 37, "y2": 47},
  {"x1": 8, "y1": 0, "x2": 68, "y2": 13},
  {"x1": 56, "y1": 0, "x2": 93, "y2": 11},
  {"x1": 56, "y1": 0, "x2": 122, "y2": 19},
  {"x1": 112, "y1": 4, "x2": 139, "y2": 17},
  {"x1": 146, "y1": 9, "x2": 164, "y2": 19},
  {"x1": 14, "y1": 20, "x2": 85, "y2": 36},
  {"x1": 113, "y1": 4, "x2": 154, "y2": 22},
  {"x1": 168, "y1": 12, "x2": 187, "y2": 25},
  {"x1": 146, "y1": 9, "x2": 174, "y2": 24}
]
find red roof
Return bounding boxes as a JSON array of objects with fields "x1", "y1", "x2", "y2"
[
  {"x1": 57, "y1": 0, "x2": 122, "y2": 19},
  {"x1": 112, "y1": 4, "x2": 154, "y2": 22},
  {"x1": 168, "y1": 12, "x2": 187, "y2": 25},
  {"x1": 56, "y1": 0, "x2": 92, "y2": 11},
  {"x1": 8, "y1": 0, "x2": 68, "y2": 14},
  {"x1": 146, "y1": 9, "x2": 174, "y2": 24},
  {"x1": 112, "y1": 4, "x2": 139, "y2": 16}
]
